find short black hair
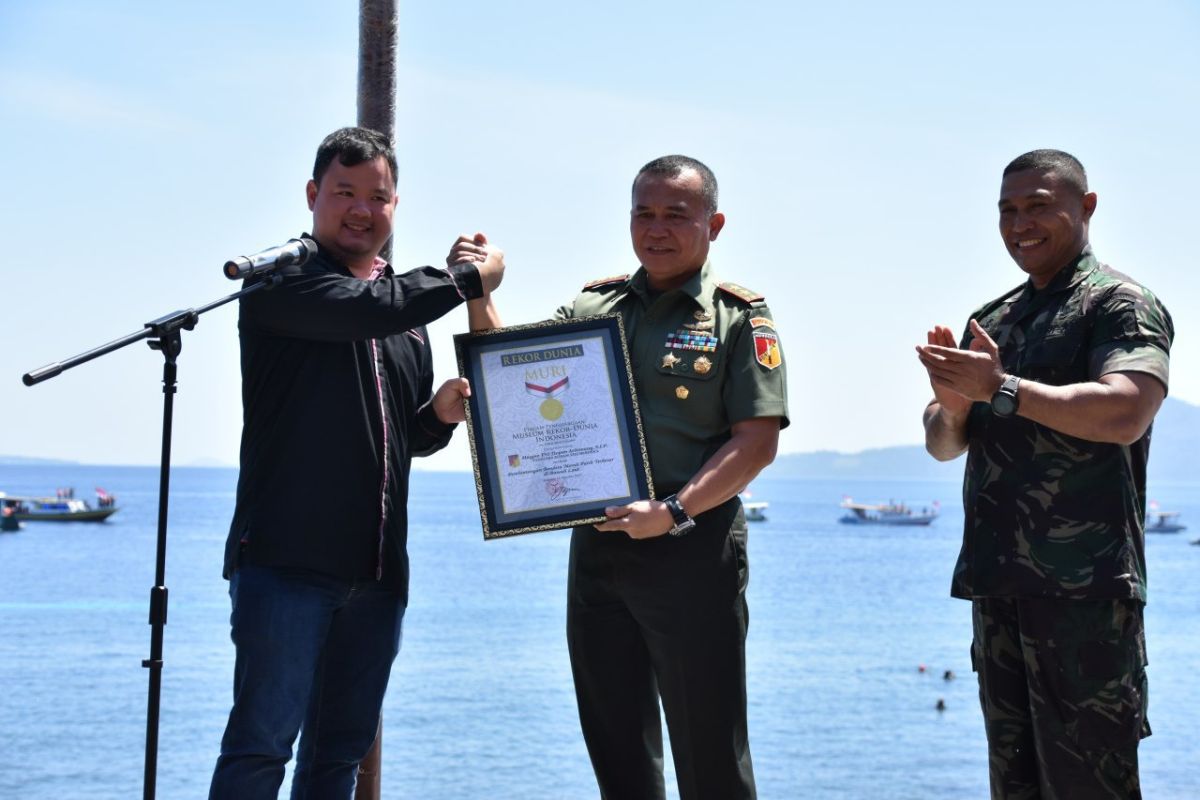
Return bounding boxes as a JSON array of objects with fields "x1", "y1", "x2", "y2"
[
  {"x1": 1003, "y1": 149, "x2": 1088, "y2": 195},
  {"x1": 634, "y1": 155, "x2": 719, "y2": 214},
  {"x1": 312, "y1": 127, "x2": 398, "y2": 187}
]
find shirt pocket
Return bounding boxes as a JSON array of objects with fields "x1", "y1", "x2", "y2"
[
  {"x1": 653, "y1": 348, "x2": 724, "y2": 417},
  {"x1": 1020, "y1": 321, "x2": 1087, "y2": 385}
]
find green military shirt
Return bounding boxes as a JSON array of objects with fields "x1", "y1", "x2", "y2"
[
  {"x1": 954, "y1": 248, "x2": 1173, "y2": 602},
  {"x1": 557, "y1": 261, "x2": 789, "y2": 493}
]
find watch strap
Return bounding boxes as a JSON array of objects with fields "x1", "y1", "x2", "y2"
[{"x1": 663, "y1": 494, "x2": 695, "y2": 536}]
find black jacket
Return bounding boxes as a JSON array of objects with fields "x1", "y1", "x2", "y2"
[{"x1": 223, "y1": 241, "x2": 482, "y2": 599}]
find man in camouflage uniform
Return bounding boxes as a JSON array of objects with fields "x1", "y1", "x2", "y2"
[
  {"x1": 917, "y1": 149, "x2": 1173, "y2": 799},
  {"x1": 553, "y1": 155, "x2": 788, "y2": 800}
]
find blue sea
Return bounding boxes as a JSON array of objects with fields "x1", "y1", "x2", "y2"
[{"x1": 1, "y1": 464, "x2": 1197, "y2": 799}]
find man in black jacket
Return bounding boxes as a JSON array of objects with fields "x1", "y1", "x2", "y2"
[{"x1": 209, "y1": 127, "x2": 504, "y2": 799}]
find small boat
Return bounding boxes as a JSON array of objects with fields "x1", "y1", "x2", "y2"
[
  {"x1": 1, "y1": 504, "x2": 19, "y2": 532},
  {"x1": 739, "y1": 492, "x2": 768, "y2": 522},
  {"x1": 1146, "y1": 510, "x2": 1186, "y2": 534},
  {"x1": 744, "y1": 503, "x2": 768, "y2": 522},
  {"x1": 839, "y1": 497, "x2": 938, "y2": 526},
  {"x1": 0, "y1": 488, "x2": 119, "y2": 523}
]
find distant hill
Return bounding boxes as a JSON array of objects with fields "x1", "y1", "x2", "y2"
[
  {"x1": 0, "y1": 454, "x2": 78, "y2": 466},
  {"x1": 4, "y1": 398, "x2": 1194, "y2": 482},
  {"x1": 184, "y1": 457, "x2": 237, "y2": 469},
  {"x1": 769, "y1": 445, "x2": 962, "y2": 482},
  {"x1": 770, "y1": 396, "x2": 1198, "y2": 485},
  {"x1": 1147, "y1": 395, "x2": 1200, "y2": 483}
]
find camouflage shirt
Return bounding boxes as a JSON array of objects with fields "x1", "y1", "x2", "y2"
[{"x1": 952, "y1": 248, "x2": 1173, "y2": 602}]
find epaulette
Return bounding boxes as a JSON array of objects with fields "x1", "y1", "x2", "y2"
[
  {"x1": 582, "y1": 274, "x2": 629, "y2": 291},
  {"x1": 718, "y1": 282, "x2": 764, "y2": 304}
]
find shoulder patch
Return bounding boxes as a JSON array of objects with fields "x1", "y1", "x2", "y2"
[
  {"x1": 749, "y1": 316, "x2": 775, "y2": 330},
  {"x1": 583, "y1": 274, "x2": 629, "y2": 291},
  {"x1": 718, "y1": 282, "x2": 764, "y2": 304},
  {"x1": 753, "y1": 329, "x2": 783, "y2": 370}
]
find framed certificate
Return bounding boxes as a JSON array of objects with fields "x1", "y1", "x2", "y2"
[{"x1": 454, "y1": 314, "x2": 655, "y2": 539}]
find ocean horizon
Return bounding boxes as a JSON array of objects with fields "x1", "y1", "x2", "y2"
[{"x1": 2, "y1": 464, "x2": 1197, "y2": 798}]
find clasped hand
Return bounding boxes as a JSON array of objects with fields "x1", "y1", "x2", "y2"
[
  {"x1": 446, "y1": 232, "x2": 504, "y2": 294},
  {"x1": 915, "y1": 320, "x2": 1006, "y2": 410}
]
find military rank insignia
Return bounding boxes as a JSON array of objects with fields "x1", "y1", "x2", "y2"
[
  {"x1": 582, "y1": 274, "x2": 629, "y2": 290},
  {"x1": 753, "y1": 329, "x2": 782, "y2": 369},
  {"x1": 718, "y1": 282, "x2": 764, "y2": 304}
]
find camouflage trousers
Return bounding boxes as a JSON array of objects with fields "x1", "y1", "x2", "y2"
[{"x1": 971, "y1": 597, "x2": 1150, "y2": 800}]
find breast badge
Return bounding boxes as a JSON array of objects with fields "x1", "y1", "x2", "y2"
[
  {"x1": 661, "y1": 352, "x2": 681, "y2": 369},
  {"x1": 693, "y1": 356, "x2": 712, "y2": 375},
  {"x1": 675, "y1": 385, "x2": 690, "y2": 400}
]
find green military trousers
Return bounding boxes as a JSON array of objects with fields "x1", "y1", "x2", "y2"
[
  {"x1": 971, "y1": 596, "x2": 1150, "y2": 800},
  {"x1": 566, "y1": 495, "x2": 755, "y2": 800}
]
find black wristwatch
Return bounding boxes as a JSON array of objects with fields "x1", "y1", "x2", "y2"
[
  {"x1": 991, "y1": 374, "x2": 1021, "y2": 418},
  {"x1": 662, "y1": 494, "x2": 696, "y2": 537}
]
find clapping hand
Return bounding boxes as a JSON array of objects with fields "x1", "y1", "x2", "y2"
[{"x1": 915, "y1": 320, "x2": 1005, "y2": 408}]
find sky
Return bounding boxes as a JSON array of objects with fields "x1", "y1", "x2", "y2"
[{"x1": 1, "y1": 0, "x2": 1197, "y2": 472}]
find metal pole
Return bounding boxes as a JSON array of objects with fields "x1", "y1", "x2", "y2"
[
  {"x1": 356, "y1": 2, "x2": 396, "y2": 796},
  {"x1": 358, "y1": 0, "x2": 398, "y2": 263},
  {"x1": 142, "y1": 333, "x2": 180, "y2": 800},
  {"x1": 23, "y1": 278, "x2": 278, "y2": 799}
]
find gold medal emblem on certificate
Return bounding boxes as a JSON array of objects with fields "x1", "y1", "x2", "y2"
[
  {"x1": 540, "y1": 398, "x2": 564, "y2": 420},
  {"x1": 526, "y1": 373, "x2": 570, "y2": 418}
]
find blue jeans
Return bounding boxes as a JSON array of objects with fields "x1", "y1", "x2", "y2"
[{"x1": 209, "y1": 564, "x2": 405, "y2": 800}]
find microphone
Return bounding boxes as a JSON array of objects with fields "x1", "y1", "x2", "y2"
[{"x1": 223, "y1": 237, "x2": 318, "y2": 280}]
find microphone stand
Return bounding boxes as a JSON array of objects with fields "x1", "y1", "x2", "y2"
[{"x1": 22, "y1": 273, "x2": 282, "y2": 800}]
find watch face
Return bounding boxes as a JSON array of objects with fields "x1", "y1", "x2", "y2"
[{"x1": 992, "y1": 392, "x2": 1017, "y2": 417}]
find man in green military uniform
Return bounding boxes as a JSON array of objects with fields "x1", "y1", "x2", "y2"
[
  {"x1": 917, "y1": 149, "x2": 1173, "y2": 799},
  {"x1": 554, "y1": 155, "x2": 788, "y2": 800}
]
